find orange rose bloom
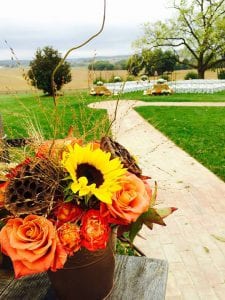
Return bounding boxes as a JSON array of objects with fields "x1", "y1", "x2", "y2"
[
  {"x1": 107, "y1": 172, "x2": 152, "y2": 224},
  {"x1": 54, "y1": 202, "x2": 83, "y2": 227},
  {"x1": 81, "y1": 210, "x2": 110, "y2": 251},
  {"x1": 58, "y1": 223, "x2": 81, "y2": 256},
  {"x1": 0, "y1": 215, "x2": 67, "y2": 278}
]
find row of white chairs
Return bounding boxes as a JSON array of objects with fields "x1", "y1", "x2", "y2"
[{"x1": 105, "y1": 80, "x2": 225, "y2": 94}]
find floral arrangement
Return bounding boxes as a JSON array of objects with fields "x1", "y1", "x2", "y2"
[{"x1": 0, "y1": 134, "x2": 176, "y2": 279}]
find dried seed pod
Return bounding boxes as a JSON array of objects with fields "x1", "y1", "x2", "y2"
[
  {"x1": 100, "y1": 136, "x2": 142, "y2": 177},
  {"x1": 5, "y1": 158, "x2": 64, "y2": 217}
]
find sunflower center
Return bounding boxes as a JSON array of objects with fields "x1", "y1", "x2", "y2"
[{"x1": 76, "y1": 163, "x2": 104, "y2": 187}]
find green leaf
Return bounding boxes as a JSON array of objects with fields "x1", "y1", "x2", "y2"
[
  {"x1": 64, "y1": 195, "x2": 74, "y2": 202},
  {"x1": 203, "y1": 246, "x2": 210, "y2": 253},
  {"x1": 143, "y1": 220, "x2": 153, "y2": 230},
  {"x1": 149, "y1": 181, "x2": 157, "y2": 206},
  {"x1": 0, "y1": 220, "x2": 5, "y2": 230},
  {"x1": 142, "y1": 207, "x2": 166, "y2": 227},
  {"x1": 129, "y1": 217, "x2": 144, "y2": 243},
  {"x1": 211, "y1": 234, "x2": 225, "y2": 243},
  {"x1": 155, "y1": 207, "x2": 178, "y2": 219}
]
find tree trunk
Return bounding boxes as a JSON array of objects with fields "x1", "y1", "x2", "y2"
[{"x1": 197, "y1": 68, "x2": 205, "y2": 79}]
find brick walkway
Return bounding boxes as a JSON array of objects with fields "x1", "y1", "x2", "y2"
[{"x1": 90, "y1": 100, "x2": 225, "y2": 300}]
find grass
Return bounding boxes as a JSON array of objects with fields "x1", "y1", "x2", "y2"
[
  {"x1": 135, "y1": 106, "x2": 225, "y2": 181},
  {"x1": 121, "y1": 90, "x2": 225, "y2": 102},
  {"x1": 1, "y1": 91, "x2": 225, "y2": 181},
  {"x1": 0, "y1": 92, "x2": 111, "y2": 141}
]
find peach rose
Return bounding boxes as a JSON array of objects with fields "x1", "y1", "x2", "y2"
[
  {"x1": 107, "y1": 172, "x2": 152, "y2": 224},
  {"x1": 0, "y1": 215, "x2": 67, "y2": 278}
]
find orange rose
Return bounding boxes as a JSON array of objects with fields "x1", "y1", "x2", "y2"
[
  {"x1": 0, "y1": 215, "x2": 67, "y2": 278},
  {"x1": 81, "y1": 210, "x2": 110, "y2": 251},
  {"x1": 107, "y1": 172, "x2": 152, "y2": 224},
  {"x1": 58, "y1": 223, "x2": 81, "y2": 256},
  {"x1": 54, "y1": 202, "x2": 83, "y2": 227}
]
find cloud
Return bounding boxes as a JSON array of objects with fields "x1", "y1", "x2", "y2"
[
  {"x1": 1, "y1": 24, "x2": 141, "y2": 59},
  {"x1": 0, "y1": 0, "x2": 172, "y2": 60}
]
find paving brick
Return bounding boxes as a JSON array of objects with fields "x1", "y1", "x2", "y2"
[
  {"x1": 213, "y1": 284, "x2": 225, "y2": 300},
  {"x1": 163, "y1": 244, "x2": 182, "y2": 263},
  {"x1": 179, "y1": 285, "x2": 200, "y2": 300}
]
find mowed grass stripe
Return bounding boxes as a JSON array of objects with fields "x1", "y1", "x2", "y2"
[
  {"x1": 121, "y1": 91, "x2": 225, "y2": 102},
  {"x1": 135, "y1": 106, "x2": 225, "y2": 181}
]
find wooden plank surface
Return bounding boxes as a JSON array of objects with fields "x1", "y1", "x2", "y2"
[
  {"x1": 108, "y1": 256, "x2": 168, "y2": 300},
  {"x1": 0, "y1": 255, "x2": 168, "y2": 300}
]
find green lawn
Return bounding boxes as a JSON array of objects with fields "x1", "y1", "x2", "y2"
[
  {"x1": 135, "y1": 106, "x2": 225, "y2": 181},
  {"x1": 121, "y1": 90, "x2": 225, "y2": 102},
  {"x1": 0, "y1": 92, "x2": 110, "y2": 141},
  {"x1": 1, "y1": 91, "x2": 225, "y2": 181}
]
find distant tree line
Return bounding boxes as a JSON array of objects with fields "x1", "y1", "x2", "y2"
[
  {"x1": 88, "y1": 51, "x2": 190, "y2": 77},
  {"x1": 88, "y1": 59, "x2": 127, "y2": 71}
]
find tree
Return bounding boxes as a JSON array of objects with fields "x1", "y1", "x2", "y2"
[
  {"x1": 28, "y1": 46, "x2": 72, "y2": 95},
  {"x1": 142, "y1": 48, "x2": 177, "y2": 76},
  {"x1": 127, "y1": 49, "x2": 177, "y2": 76},
  {"x1": 126, "y1": 54, "x2": 143, "y2": 76},
  {"x1": 114, "y1": 59, "x2": 128, "y2": 70},
  {"x1": 134, "y1": 0, "x2": 225, "y2": 79}
]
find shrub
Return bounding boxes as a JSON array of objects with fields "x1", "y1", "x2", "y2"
[
  {"x1": 27, "y1": 46, "x2": 72, "y2": 95},
  {"x1": 218, "y1": 70, "x2": 225, "y2": 79},
  {"x1": 184, "y1": 71, "x2": 198, "y2": 80},
  {"x1": 126, "y1": 75, "x2": 136, "y2": 81},
  {"x1": 113, "y1": 76, "x2": 122, "y2": 82},
  {"x1": 160, "y1": 74, "x2": 170, "y2": 81},
  {"x1": 141, "y1": 75, "x2": 148, "y2": 81},
  {"x1": 93, "y1": 77, "x2": 106, "y2": 85}
]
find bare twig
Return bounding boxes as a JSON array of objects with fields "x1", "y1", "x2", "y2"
[
  {"x1": 51, "y1": 0, "x2": 106, "y2": 106},
  {"x1": 105, "y1": 81, "x2": 126, "y2": 135}
]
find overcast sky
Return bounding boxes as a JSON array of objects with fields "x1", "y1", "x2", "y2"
[{"x1": 0, "y1": 0, "x2": 173, "y2": 60}]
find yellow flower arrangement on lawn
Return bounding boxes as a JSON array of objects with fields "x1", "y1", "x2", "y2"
[{"x1": 0, "y1": 135, "x2": 176, "y2": 279}]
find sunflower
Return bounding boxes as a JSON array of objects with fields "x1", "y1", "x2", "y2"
[{"x1": 61, "y1": 143, "x2": 126, "y2": 204}]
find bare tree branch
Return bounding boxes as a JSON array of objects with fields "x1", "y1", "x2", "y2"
[{"x1": 51, "y1": 0, "x2": 106, "y2": 106}]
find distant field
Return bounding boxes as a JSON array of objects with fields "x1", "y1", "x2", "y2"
[
  {"x1": 0, "y1": 67, "x2": 218, "y2": 93},
  {"x1": 0, "y1": 67, "x2": 128, "y2": 92}
]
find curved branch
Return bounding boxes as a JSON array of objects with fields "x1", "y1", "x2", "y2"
[
  {"x1": 182, "y1": 13, "x2": 200, "y2": 44},
  {"x1": 51, "y1": 0, "x2": 106, "y2": 106}
]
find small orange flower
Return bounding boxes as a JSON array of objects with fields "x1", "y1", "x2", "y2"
[
  {"x1": 37, "y1": 138, "x2": 83, "y2": 159},
  {"x1": 0, "y1": 215, "x2": 67, "y2": 278},
  {"x1": 81, "y1": 210, "x2": 110, "y2": 251},
  {"x1": 58, "y1": 223, "x2": 81, "y2": 256},
  {"x1": 54, "y1": 202, "x2": 83, "y2": 226}
]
